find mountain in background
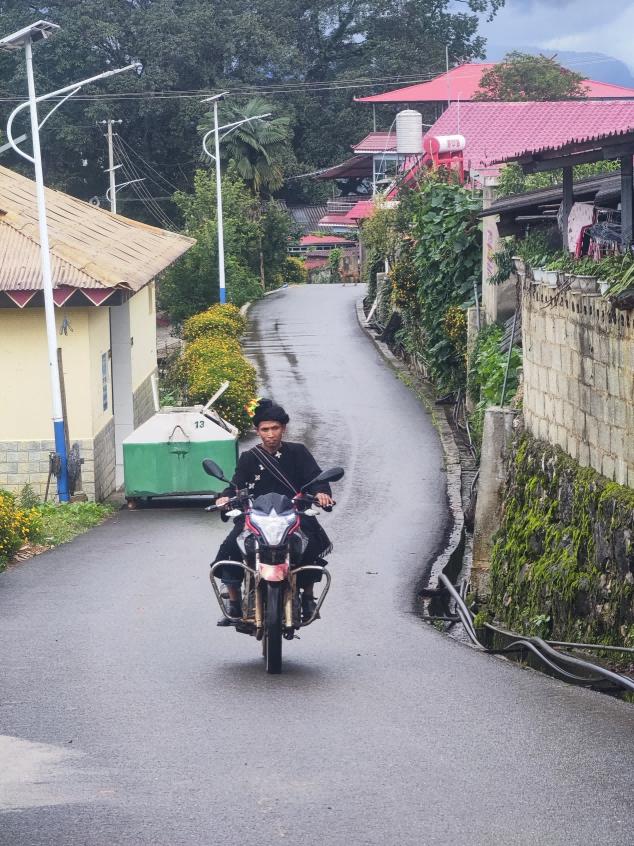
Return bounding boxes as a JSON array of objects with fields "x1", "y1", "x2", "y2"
[{"x1": 486, "y1": 45, "x2": 634, "y2": 88}]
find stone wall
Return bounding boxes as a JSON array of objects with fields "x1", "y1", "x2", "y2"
[
  {"x1": 93, "y1": 418, "x2": 116, "y2": 502},
  {"x1": 522, "y1": 282, "x2": 634, "y2": 487},
  {"x1": 133, "y1": 369, "x2": 157, "y2": 429},
  {"x1": 0, "y1": 439, "x2": 55, "y2": 497},
  {"x1": 0, "y1": 422, "x2": 116, "y2": 502}
]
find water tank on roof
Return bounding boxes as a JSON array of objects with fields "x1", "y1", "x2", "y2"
[
  {"x1": 395, "y1": 109, "x2": 423, "y2": 155},
  {"x1": 423, "y1": 134, "x2": 466, "y2": 155}
]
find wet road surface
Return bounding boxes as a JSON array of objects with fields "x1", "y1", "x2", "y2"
[{"x1": 1, "y1": 284, "x2": 633, "y2": 845}]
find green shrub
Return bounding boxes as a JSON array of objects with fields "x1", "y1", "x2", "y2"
[
  {"x1": 282, "y1": 256, "x2": 308, "y2": 286},
  {"x1": 183, "y1": 304, "x2": 246, "y2": 342},
  {"x1": 179, "y1": 335, "x2": 257, "y2": 433},
  {"x1": 0, "y1": 490, "x2": 42, "y2": 568}
]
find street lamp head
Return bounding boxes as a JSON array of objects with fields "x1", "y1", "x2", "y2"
[
  {"x1": 0, "y1": 20, "x2": 60, "y2": 52},
  {"x1": 201, "y1": 91, "x2": 229, "y2": 105}
]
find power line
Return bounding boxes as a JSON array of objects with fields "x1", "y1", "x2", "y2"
[{"x1": 113, "y1": 135, "x2": 177, "y2": 230}]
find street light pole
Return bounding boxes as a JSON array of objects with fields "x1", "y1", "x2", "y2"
[
  {"x1": 213, "y1": 99, "x2": 227, "y2": 304},
  {"x1": 23, "y1": 35, "x2": 69, "y2": 499},
  {"x1": 201, "y1": 94, "x2": 271, "y2": 306}
]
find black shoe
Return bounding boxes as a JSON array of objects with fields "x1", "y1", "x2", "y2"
[
  {"x1": 301, "y1": 595, "x2": 318, "y2": 622},
  {"x1": 217, "y1": 600, "x2": 242, "y2": 627}
]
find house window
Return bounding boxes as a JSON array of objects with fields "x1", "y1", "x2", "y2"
[{"x1": 101, "y1": 352, "x2": 108, "y2": 411}]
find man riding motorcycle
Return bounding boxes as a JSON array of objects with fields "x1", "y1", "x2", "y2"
[{"x1": 212, "y1": 399, "x2": 334, "y2": 625}]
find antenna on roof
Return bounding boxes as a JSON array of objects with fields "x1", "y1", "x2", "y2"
[{"x1": 446, "y1": 45, "x2": 451, "y2": 106}]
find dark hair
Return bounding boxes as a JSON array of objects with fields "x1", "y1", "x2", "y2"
[{"x1": 253, "y1": 398, "x2": 290, "y2": 427}]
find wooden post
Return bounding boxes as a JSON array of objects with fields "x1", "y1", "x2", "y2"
[
  {"x1": 621, "y1": 155, "x2": 633, "y2": 249},
  {"x1": 562, "y1": 166, "x2": 573, "y2": 252}
]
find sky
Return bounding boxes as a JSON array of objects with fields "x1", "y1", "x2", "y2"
[{"x1": 477, "y1": 0, "x2": 634, "y2": 72}]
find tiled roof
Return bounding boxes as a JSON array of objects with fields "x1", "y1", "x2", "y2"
[
  {"x1": 317, "y1": 213, "x2": 357, "y2": 229},
  {"x1": 352, "y1": 132, "x2": 396, "y2": 154},
  {"x1": 424, "y1": 100, "x2": 634, "y2": 172},
  {"x1": 355, "y1": 63, "x2": 634, "y2": 104},
  {"x1": 493, "y1": 125, "x2": 634, "y2": 164},
  {"x1": 0, "y1": 165, "x2": 194, "y2": 293}
]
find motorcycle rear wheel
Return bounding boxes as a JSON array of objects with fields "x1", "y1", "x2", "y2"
[{"x1": 264, "y1": 583, "x2": 283, "y2": 674}]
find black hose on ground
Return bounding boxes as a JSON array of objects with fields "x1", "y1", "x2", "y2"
[{"x1": 437, "y1": 573, "x2": 634, "y2": 695}]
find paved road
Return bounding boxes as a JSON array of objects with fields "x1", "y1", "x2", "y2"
[{"x1": 1, "y1": 285, "x2": 632, "y2": 845}]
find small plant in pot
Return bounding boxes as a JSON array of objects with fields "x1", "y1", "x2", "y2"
[
  {"x1": 569, "y1": 256, "x2": 599, "y2": 293},
  {"x1": 596, "y1": 253, "x2": 634, "y2": 297},
  {"x1": 545, "y1": 251, "x2": 574, "y2": 287},
  {"x1": 517, "y1": 231, "x2": 553, "y2": 283}
]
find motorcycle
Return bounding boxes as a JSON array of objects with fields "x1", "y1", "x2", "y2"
[{"x1": 202, "y1": 458, "x2": 344, "y2": 674}]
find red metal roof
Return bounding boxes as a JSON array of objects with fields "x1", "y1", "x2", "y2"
[
  {"x1": 492, "y1": 125, "x2": 634, "y2": 164},
  {"x1": 300, "y1": 234, "x2": 351, "y2": 246},
  {"x1": 317, "y1": 213, "x2": 357, "y2": 229},
  {"x1": 352, "y1": 132, "x2": 396, "y2": 154},
  {"x1": 424, "y1": 100, "x2": 634, "y2": 172},
  {"x1": 355, "y1": 63, "x2": 634, "y2": 104},
  {"x1": 345, "y1": 200, "x2": 375, "y2": 221}
]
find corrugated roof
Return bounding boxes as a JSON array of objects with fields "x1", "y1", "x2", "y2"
[
  {"x1": 480, "y1": 172, "x2": 621, "y2": 218},
  {"x1": 345, "y1": 200, "x2": 375, "y2": 221},
  {"x1": 284, "y1": 204, "x2": 328, "y2": 234},
  {"x1": 355, "y1": 63, "x2": 634, "y2": 104},
  {"x1": 0, "y1": 165, "x2": 194, "y2": 293},
  {"x1": 424, "y1": 100, "x2": 634, "y2": 172},
  {"x1": 352, "y1": 132, "x2": 396, "y2": 154},
  {"x1": 315, "y1": 155, "x2": 374, "y2": 180},
  {"x1": 493, "y1": 126, "x2": 634, "y2": 164}
]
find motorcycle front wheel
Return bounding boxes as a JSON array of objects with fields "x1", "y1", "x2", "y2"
[{"x1": 264, "y1": 582, "x2": 283, "y2": 674}]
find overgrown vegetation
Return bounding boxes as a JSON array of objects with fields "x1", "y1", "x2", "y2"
[
  {"x1": 162, "y1": 303, "x2": 257, "y2": 433},
  {"x1": 0, "y1": 487, "x2": 115, "y2": 570},
  {"x1": 399, "y1": 177, "x2": 482, "y2": 390},
  {"x1": 468, "y1": 325, "x2": 522, "y2": 448},
  {"x1": 496, "y1": 160, "x2": 621, "y2": 198},
  {"x1": 490, "y1": 434, "x2": 634, "y2": 647}
]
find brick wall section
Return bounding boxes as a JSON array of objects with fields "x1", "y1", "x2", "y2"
[
  {"x1": 133, "y1": 369, "x2": 157, "y2": 429},
  {"x1": 93, "y1": 418, "x2": 115, "y2": 502},
  {"x1": 0, "y1": 439, "x2": 55, "y2": 497},
  {"x1": 522, "y1": 283, "x2": 634, "y2": 487}
]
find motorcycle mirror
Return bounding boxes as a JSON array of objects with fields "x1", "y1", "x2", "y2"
[
  {"x1": 202, "y1": 458, "x2": 230, "y2": 483},
  {"x1": 301, "y1": 466, "x2": 345, "y2": 491}
]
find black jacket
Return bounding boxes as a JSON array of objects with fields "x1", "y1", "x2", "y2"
[{"x1": 222, "y1": 441, "x2": 331, "y2": 499}]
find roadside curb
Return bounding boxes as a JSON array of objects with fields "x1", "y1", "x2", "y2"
[
  {"x1": 240, "y1": 286, "x2": 287, "y2": 319},
  {"x1": 355, "y1": 298, "x2": 464, "y2": 591}
]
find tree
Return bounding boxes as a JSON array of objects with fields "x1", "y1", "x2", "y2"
[
  {"x1": 199, "y1": 98, "x2": 291, "y2": 198},
  {"x1": 474, "y1": 52, "x2": 587, "y2": 101},
  {"x1": 158, "y1": 167, "x2": 261, "y2": 322}
]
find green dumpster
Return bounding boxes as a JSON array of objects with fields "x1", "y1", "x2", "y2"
[{"x1": 123, "y1": 406, "x2": 238, "y2": 501}]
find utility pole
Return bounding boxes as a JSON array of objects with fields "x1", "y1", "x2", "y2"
[{"x1": 101, "y1": 119, "x2": 122, "y2": 214}]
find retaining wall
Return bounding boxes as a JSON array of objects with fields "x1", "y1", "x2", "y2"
[{"x1": 522, "y1": 282, "x2": 634, "y2": 487}]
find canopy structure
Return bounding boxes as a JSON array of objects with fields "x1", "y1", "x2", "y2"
[
  {"x1": 355, "y1": 63, "x2": 634, "y2": 105},
  {"x1": 0, "y1": 165, "x2": 194, "y2": 308},
  {"x1": 495, "y1": 128, "x2": 634, "y2": 248}
]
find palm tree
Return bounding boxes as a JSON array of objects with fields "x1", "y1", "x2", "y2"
[{"x1": 198, "y1": 98, "x2": 291, "y2": 288}]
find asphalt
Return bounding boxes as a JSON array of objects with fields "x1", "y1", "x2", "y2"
[{"x1": 1, "y1": 284, "x2": 633, "y2": 846}]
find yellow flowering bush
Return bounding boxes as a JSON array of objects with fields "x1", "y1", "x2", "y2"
[
  {"x1": 0, "y1": 490, "x2": 42, "y2": 568},
  {"x1": 180, "y1": 335, "x2": 257, "y2": 433},
  {"x1": 182, "y1": 304, "x2": 246, "y2": 342}
]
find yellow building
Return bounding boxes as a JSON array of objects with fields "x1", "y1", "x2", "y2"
[{"x1": 0, "y1": 165, "x2": 194, "y2": 500}]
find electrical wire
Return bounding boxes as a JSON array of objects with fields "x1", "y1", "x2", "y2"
[
  {"x1": 116, "y1": 134, "x2": 181, "y2": 193},
  {"x1": 113, "y1": 135, "x2": 177, "y2": 230}
]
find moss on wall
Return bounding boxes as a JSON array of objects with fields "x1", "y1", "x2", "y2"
[{"x1": 490, "y1": 433, "x2": 634, "y2": 647}]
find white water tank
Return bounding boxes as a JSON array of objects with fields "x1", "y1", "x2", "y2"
[{"x1": 395, "y1": 109, "x2": 423, "y2": 155}]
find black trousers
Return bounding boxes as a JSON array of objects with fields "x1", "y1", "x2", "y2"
[{"x1": 213, "y1": 515, "x2": 330, "y2": 588}]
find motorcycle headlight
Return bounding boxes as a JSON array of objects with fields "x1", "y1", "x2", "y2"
[{"x1": 250, "y1": 510, "x2": 296, "y2": 546}]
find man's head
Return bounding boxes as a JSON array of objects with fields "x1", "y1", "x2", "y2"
[{"x1": 253, "y1": 399, "x2": 289, "y2": 452}]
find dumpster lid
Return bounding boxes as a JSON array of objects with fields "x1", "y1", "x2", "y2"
[{"x1": 123, "y1": 407, "x2": 238, "y2": 445}]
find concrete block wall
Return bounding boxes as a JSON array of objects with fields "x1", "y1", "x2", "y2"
[
  {"x1": 133, "y1": 369, "x2": 158, "y2": 429},
  {"x1": 522, "y1": 282, "x2": 634, "y2": 487},
  {"x1": 0, "y1": 425, "x2": 116, "y2": 502}
]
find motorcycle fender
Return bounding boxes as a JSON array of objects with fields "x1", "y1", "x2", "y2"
[{"x1": 258, "y1": 563, "x2": 289, "y2": 582}]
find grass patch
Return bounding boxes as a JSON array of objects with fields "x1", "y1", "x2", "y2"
[{"x1": 36, "y1": 501, "x2": 116, "y2": 547}]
